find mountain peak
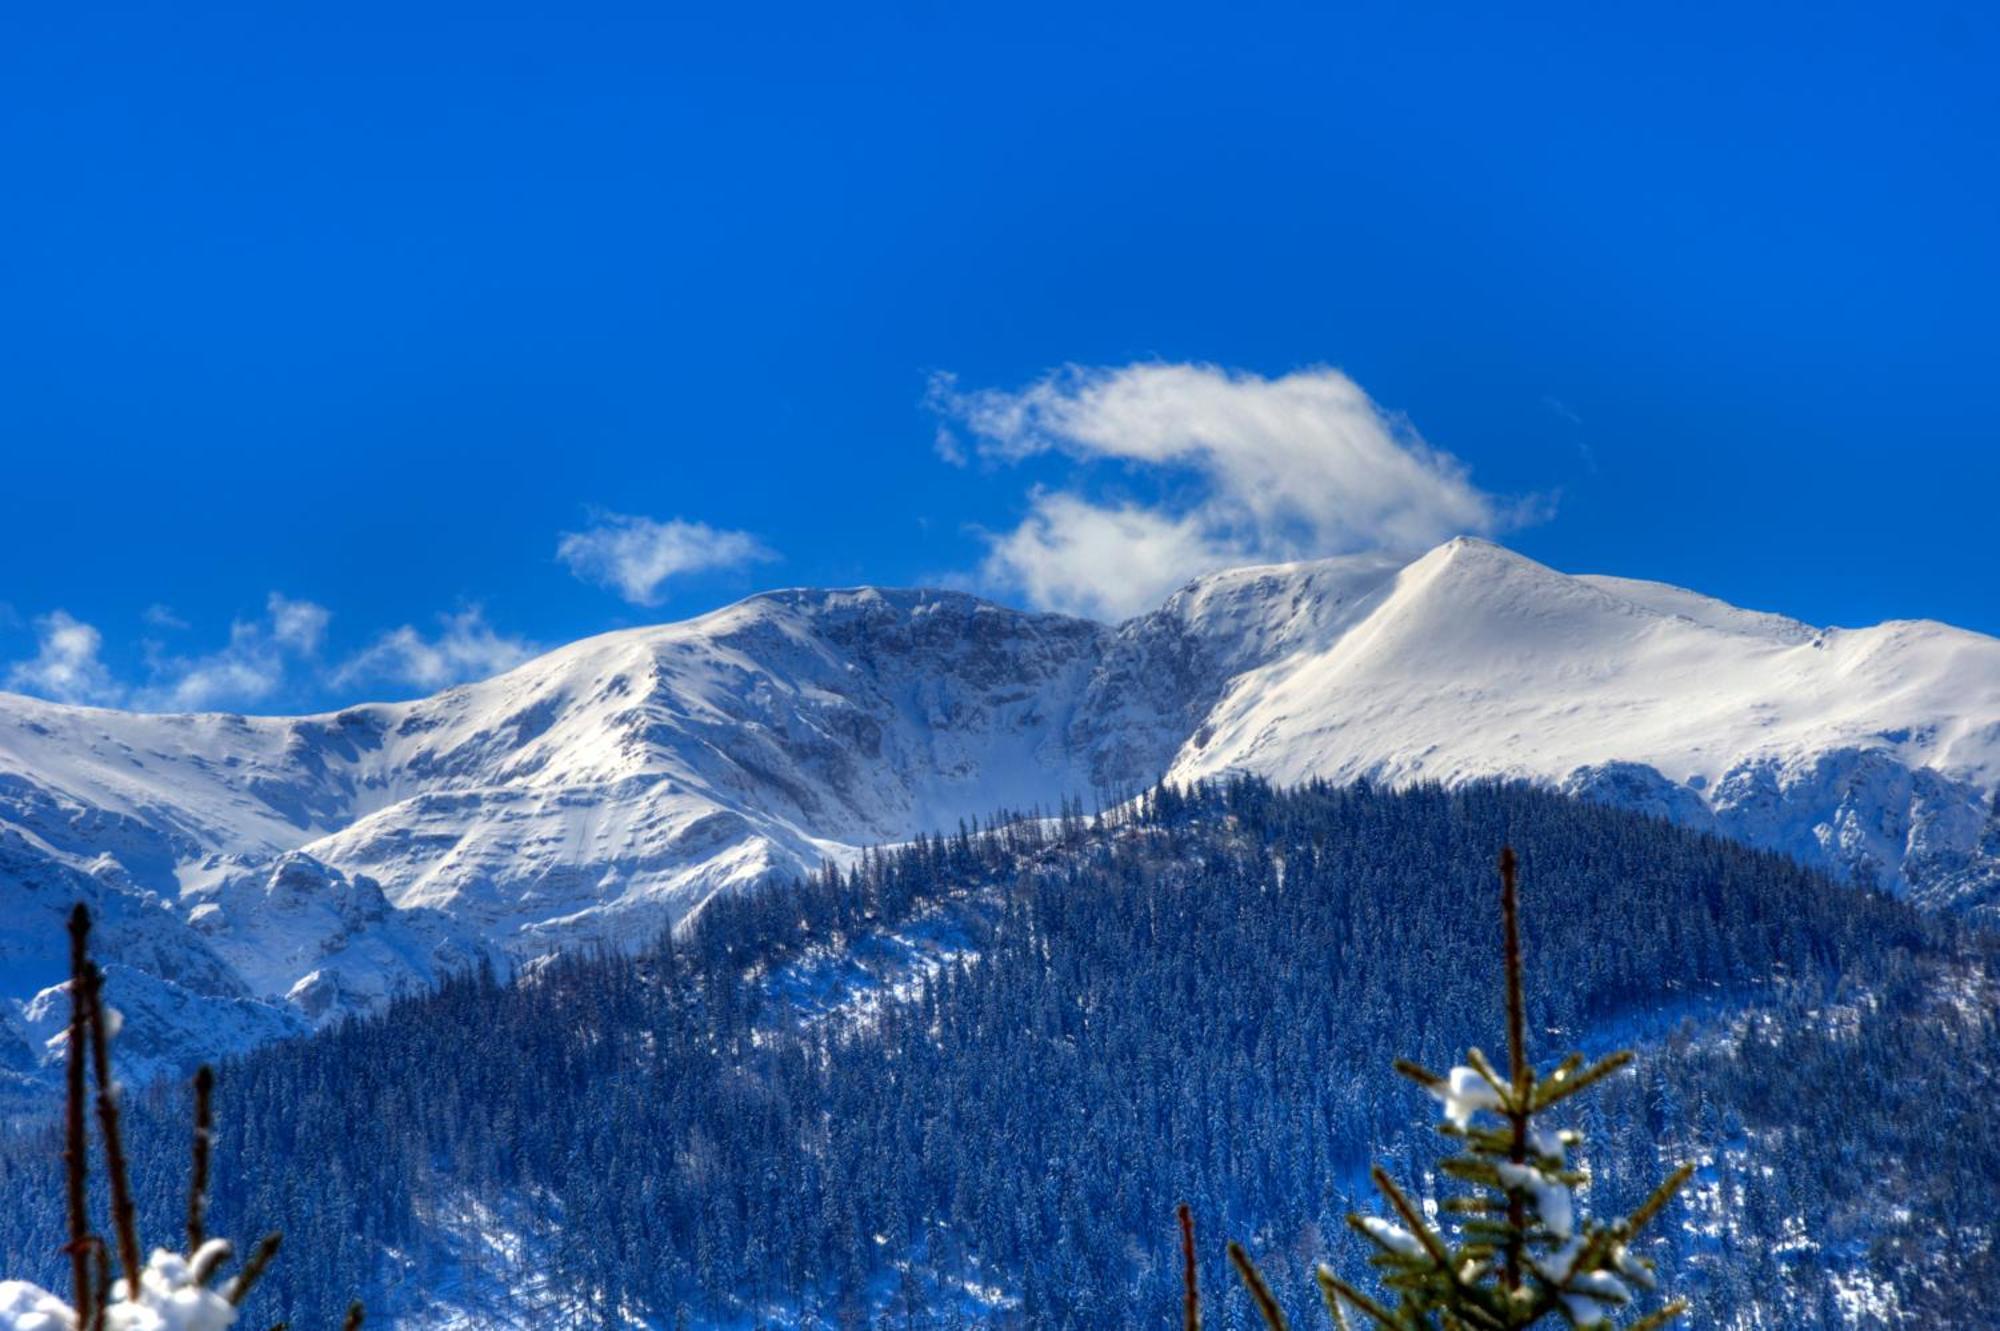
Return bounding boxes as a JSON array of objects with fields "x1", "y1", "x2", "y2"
[
  {"x1": 1398, "y1": 533, "x2": 1575, "y2": 589},
  {"x1": 4, "y1": 542, "x2": 1999, "y2": 1095}
]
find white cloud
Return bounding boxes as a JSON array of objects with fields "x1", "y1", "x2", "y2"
[
  {"x1": 977, "y1": 492, "x2": 1253, "y2": 623},
  {"x1": 930, "y1": 362, "x2": 1533, "y2": 620},
  {"x1": 142, "y1": 603, "x2": 190, "y2": 631},
  {"x1": 335, "y1": 607, "x2": 538, "y2": 693},
  {"x1": 8, "y1": 594, "x2": 533, "y2": 711},
  {"x1": 557, "y1": 511, "x2": 777, "y2": 606},
  {"x1": 266, "y1": 592, "x2": 331, "y2": 655},
  {"x1": 145, "y1": 638, "x2": 286, "y2": 710},
  {"x1": 5, "y1": 611, "x2": 124, "y2": 706},
  {"x1": 136, "y1": 593, "x2": 333, "y2": 711}
]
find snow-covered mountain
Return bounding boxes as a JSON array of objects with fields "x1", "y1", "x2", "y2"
[
  {"x1": 1146, "y1": 540, "x2": 2000, "y2": 909},
  {"x1": 4, "y1": 537, "x2": 1998, "y2": 1095}
]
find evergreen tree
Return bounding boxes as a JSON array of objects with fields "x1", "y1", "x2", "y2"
[
  {"x1": 1225, "y1": 848, "x2": 1694, "y2": 1330},
  {"x1": 5, "y1": 779, "x2": 1986, "y2": 1327}
]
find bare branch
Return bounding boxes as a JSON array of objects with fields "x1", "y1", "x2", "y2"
[
  {"x1": 1178, "y1": 1203, "x2": 1201, "y2": 1331},
  {"x1": 81, "y1": 962, "x2": 142, "y2": 1301},
  {"x1": 64, "y1": 905, "x2": 95, "y2": 1327},
  {"x1": 189, "y1": 1064, "x2": 216, "y2": 1252},
  {"x1": 1227, "y1": 1241, "x2": 1291, "y2": 1331},
  {"x1": 227, "y1": 1232, "x2": 284, "y2": 1307}
]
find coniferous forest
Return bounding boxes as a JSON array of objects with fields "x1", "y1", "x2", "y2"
[{"x1": 2, "y1": 779, "x2": 1994, "y2": 1328}]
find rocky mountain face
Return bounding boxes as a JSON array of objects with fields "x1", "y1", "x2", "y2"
[{"x1": 3, "y1": 538, "x2": 1997, "y2": 1097}]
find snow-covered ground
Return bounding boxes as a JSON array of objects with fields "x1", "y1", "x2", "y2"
[{"x1": 4, "y1": 538, "x2": 1998, "y2": 1092}]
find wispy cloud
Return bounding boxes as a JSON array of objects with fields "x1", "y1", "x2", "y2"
[
  {"x1": 1541, "y1": 395, "x2": 1584, "y2": 427},
  {"x1": 9, "y1": 594, "x2": 538, "y2": 711},
  {"x1": 5, "y1": 611, "x2": 124, "y2": 706},
  {"x1": 557, "y1": 511, "x2": 777, "y2": 606},
  {"x1": 136, "y1": 592, "x2": 334, "y2": 711},
  {"x1": 334, "y1": 606, "x2": 538, "y2": 693},
  {"x1": 142, "y1": 603, "x2": 191, "y2": 631},
  {"x1": 266, "y1": 592, "x2": 331, "y2": 655},
  {"x1": 929, "y1": 362, "x2": 1536, "y2": 620},
  {"x1": 1540, "y1": 395, "x2": 1597, "y2": 473},
  {"x1": 141, "y1": 633, "x2": 288, "y2": 710}
]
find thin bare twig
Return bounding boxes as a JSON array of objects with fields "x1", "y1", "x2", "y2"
[
  {"x1": 89, "y1": 1238, "x2": 110, "y2": 1331},
  {"x1": 189, "y1": 1239, "x2": 234, "y2": 1287},
  {"x1": 1226, "y1": 1242, "x2": 1290, "y2": 1331},
  {"x1": 1500, "y1": 846, "x2": 1529, "y2": 1091},
  {"x1": 189, "y1": 1064, "x2": 216, "y2": 1252},
  {"x1": 80, "y1": 961, "x2": 142, "y2": 1301},
  {"x1": 63, "y1": 906, "x2": 95, "y2": 1327},
  {"x1": 1498, "y1": 847, "x2": 1529, "y2": 1294},
  {"x1": 1177, "y1": 1203, "x2": 1201, "y2": 1331},
  {"x1": 227, "y1": 1232, "x2": 284, "y2": 1307}
]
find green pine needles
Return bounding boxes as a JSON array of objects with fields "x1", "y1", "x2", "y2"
[{"x1": 1213, "y1": 847, "x2": 1695, "y2": 1331}]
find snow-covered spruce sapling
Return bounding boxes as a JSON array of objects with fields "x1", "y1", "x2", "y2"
[
  {"x1": 0, "y1": 904, "x2": 365, "y2": 1331},
  {"x1": 1218, "y1": 849, "x2": 1694, "y2": 1330}
]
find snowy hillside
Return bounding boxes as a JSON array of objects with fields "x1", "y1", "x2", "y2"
[
  {"x1": 1160, "y1": 540, "x2": 2000, "y2": 906},
  {"x1": 3, "y1": 538, "x2": 1998, "y2": 1092}
]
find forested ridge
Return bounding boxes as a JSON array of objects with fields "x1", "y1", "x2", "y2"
[{"x1": 2, "y1": 779, "x2": 1993, "y2": 1328}]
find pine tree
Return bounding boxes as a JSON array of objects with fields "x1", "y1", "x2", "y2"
[{"x1": 1220, "y1": 848, "x2": 1695, "y2": 1330}]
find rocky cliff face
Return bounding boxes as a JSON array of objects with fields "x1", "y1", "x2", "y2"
[{"x1": 4, "y1": 538, "x2": 1997, "y2": 1098}]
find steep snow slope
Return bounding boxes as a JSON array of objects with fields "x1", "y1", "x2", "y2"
[
  {"x1": 280, "y1": 588, "x2": 1110, "y2": 946},
  {"x1": 0, "y1": 590, "x2": 1123, "y2": 1094},
  {"x1": 1163, "y1": 540, "x2": 2000, "y2": 899},
  {"x1": 3, "y1": 540, "x2": 1998, "y2": 1096}
]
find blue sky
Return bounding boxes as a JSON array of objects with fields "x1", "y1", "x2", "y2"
[{"x1": 2, "y1": 1, "x2": 1995, "y2": 712}]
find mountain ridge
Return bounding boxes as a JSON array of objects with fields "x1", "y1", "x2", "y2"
[{"x1": 3, "y1": 537, "x2": 1998, "y2": 1092}]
